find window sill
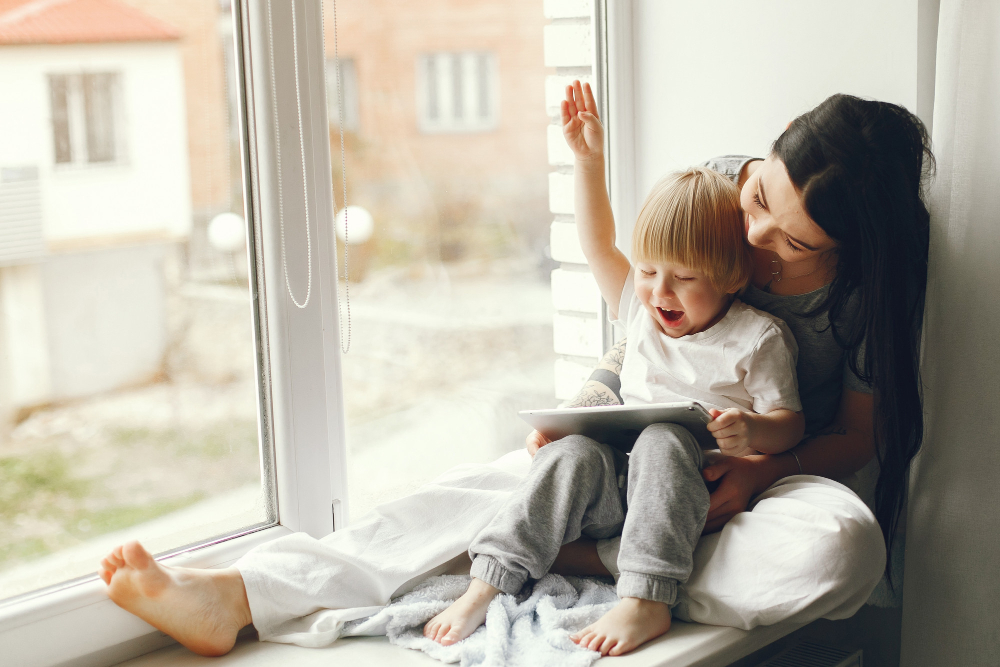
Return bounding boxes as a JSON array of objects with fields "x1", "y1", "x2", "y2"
[
  {"x1": 117, "y1": 619, "x2": 802, "y2": 667},
  {"x1": 0, "y1": 524, "x2": 292, "y2": 667}
]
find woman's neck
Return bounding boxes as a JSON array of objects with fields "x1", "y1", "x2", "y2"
[{"x1": 750, "y1": 248, "x2": 836, "y2": 295}]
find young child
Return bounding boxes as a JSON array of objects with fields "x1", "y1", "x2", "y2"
[{"x1": 423, "y1": 81, "x2": 806, "y2": 656}]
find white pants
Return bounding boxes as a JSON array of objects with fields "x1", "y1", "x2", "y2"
[{"x1": 235, "y1": 450, "x2": 885, "y2": 646}]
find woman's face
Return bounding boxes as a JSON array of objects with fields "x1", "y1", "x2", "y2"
[{"x1": 741, "y1": 156, "x2": 838, "y2": 263}]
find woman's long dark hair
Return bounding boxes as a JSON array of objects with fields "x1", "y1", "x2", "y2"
[{"x1": 773, "y1": 94, "x2": 933, "y2": 585}]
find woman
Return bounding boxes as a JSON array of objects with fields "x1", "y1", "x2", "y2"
[{"x1": 98, "y1": 93, "x2": 932, "y2": 657}]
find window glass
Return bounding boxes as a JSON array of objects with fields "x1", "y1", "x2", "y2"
[
  {"x1": 325, "y1": 1, "x2": 556, "y2": 521},
  {"x1": 0, "y1": 0, "x2": 270, "y2": 600},
  {"x1": 417, "y1": 52, "x2": 498, "y2": 132}
]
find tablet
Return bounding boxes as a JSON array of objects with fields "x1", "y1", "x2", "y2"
[{"x1": 518, "y1": 402, "x2": 716, "y2": 451}]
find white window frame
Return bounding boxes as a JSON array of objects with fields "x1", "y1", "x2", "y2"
[{"x1": 0, "y1": 1, "x2": 348, "y2": 664}]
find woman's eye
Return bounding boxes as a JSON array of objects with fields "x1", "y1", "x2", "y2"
[
  {"x1": 752, "y1": 192, "x2": 764, "y2": 209},
  {"x1": 784, "y1": 238, "x2": 803, "y2": 252}
]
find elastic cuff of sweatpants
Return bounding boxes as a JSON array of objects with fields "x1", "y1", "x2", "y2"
[
  {"x1": 617, "y1": 571, "x2": 679, "y2": 606},
  {"x1": 470, "y1": 555, "x2": 526, "y2": 596}
]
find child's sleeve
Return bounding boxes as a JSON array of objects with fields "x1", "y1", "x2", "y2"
[{"x1": 743, "y1": 321, "x2": 803, "y2": 415}]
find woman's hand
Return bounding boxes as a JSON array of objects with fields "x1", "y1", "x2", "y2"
[
  {"x1": 701, "y1": 455, "x2": 767, "y2": 533},
  {"x1": 526, "y1": 430, "x2": 552, "y2": 457},
  {"x1": 561, "y1": 80, "x2": 604, "y2": 162}
]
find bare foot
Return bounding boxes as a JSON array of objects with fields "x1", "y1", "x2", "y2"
[
  {"x1": 571, "y1": 597, "x2": 672, "y2": 656},
  {"x1": 99, "y1": 541, "x2": 252, "y2": 657},
  {"x1": 423, "y1": 578, "x2": 501, "y2": 646}
]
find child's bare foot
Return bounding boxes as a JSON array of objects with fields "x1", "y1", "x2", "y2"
[
  {"x1": 423, "y1": 578, "x2": 501, "y2": 646},
  {"x1": 571, "y1": 597, "x2": 672, "y2": 656},
  {"x1": 99, "y1": 541, "x2": 252, "y2": 657}
]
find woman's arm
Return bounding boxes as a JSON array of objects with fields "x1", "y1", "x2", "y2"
[
  {"x1": 562, "y1": 81, "x2": 631, "y2": 318},
  {"x1": 702, "y1": 389, "x2": 875, "y2": 532}
]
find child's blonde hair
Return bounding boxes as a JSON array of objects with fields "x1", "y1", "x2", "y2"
[{"x1": 631, "y1": 167, "x2": 753, "y2": 294}]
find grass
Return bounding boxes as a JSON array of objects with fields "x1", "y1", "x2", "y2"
[
  {"x1": 0, "y1": 450, "x2": 89, "y2": 521},
  {"x1": 0, "y1": 419, "x2": 261, "y2": 571}
]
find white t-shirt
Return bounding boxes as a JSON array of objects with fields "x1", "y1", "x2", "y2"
[{"x1": 614, "y1": 270, "x2": 802, "y2": 414}]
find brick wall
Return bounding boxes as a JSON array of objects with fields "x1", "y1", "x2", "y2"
[
  {"x1": 543, "y1": 0, "x2": 602, "y2": 400},
  {"x1": 121, "y1": 0, "x2": 233, "y2": 217}
]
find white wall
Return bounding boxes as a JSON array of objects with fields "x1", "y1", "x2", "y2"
[
  {"x1": 0, "y1": 41, "x2": 192, "y2": 242},
  {"x1": 630, "y1": 0, "x2": 924, "y2": 216}
]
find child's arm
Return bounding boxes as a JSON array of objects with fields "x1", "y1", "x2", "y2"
[
  {"x1": 706, "y1": 408, "x2": 806, "y2": 457},
  {"x1": 562, "y1": 81, "x2": 631, "y2": 319}
]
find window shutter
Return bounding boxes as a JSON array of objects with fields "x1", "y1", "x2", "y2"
[{"x1": 0, "y1": 167, "x2": 45, "y2": 266}]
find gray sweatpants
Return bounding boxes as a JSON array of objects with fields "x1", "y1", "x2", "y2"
[{"x1": 468, "y1": 423, "x2": 709, "y2": 606}]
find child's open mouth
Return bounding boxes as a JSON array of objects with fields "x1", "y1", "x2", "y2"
[{"x1": 658, "y1": 307, "x2": 685, "y2": 326}]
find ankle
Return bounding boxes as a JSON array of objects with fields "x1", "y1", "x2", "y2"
[{"x1": 466, "y1": 578, "x2": 501, "y2": 600}]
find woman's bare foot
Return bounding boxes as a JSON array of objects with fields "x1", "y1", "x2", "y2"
[
  {"x1": 99, "y1": 541, "x2": 252, "y2": 657},
  {"x1": 423, "y1": 578, "x2": 501, "y2": 646},
  {"x1": 571, "y1": 597, "x2": 672, "y2": 656}
]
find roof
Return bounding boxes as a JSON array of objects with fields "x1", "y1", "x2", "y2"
[{"x1": 0, "y1": 0, "x2": 180, "y2": 45}]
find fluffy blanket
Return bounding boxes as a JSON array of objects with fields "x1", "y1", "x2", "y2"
[{"x1": 341, "y1": 574, "x2": 619, "y2": 666}]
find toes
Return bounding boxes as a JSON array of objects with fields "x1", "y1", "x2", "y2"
[
  {"x1": 440, "y1": 629, "x2": 460, "y2": 646},
  {"x1": 608, "y1": 641, "x2": 629, "y2": 657},
  {"x1": 599, "y1": 636, "x2": 617, "y2": 656},
  {"x1": 587, "y1": 633, "x2": 605, "y2": 652},
  {"x1": 121, "y1": 541, "x2": 153, "y2": 568},
  {"x1": 422, "y1": 621, "x2": 436, "y2": 639}
]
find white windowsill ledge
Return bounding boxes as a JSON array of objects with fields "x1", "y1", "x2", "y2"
[
  {"x1": 120, "y1": 618, "x2": 801, "y2": 667},
  {"x1": 0, "y1": 525, "x2": 293, "y2": 667}
]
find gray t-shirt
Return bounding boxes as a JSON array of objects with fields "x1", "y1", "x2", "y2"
[{"x1": 704, "y1": 155, "x2": 873, "y2": 435}]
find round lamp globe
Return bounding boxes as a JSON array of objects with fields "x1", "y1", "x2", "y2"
[
  {"x1": 207, "y1": 212, "x2": 246, "y2": 253},
  {"x1": 335, "y1": 205, "x2": 374, "y2": 245}
]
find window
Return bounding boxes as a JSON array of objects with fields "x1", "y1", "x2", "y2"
[
  {"x1": 0, "y1": 0, "x2": 345, "y2": 659},
  {"x1": 417, "y1": 52, "x2": 498, "y2": 133},
  {"x1": 326, "y1": 57, "x2": 359, "y2": 131},
  {"x1": 48, "y1": 72, "x2": 122, "y2": 165}
]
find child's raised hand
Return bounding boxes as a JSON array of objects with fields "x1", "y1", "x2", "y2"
[
  {"x1": 526, "y1": 430, "x2": 552, "y2": 457},
  {"x1": 561, "y1": 80, "x2": 604, "y2": 162},
  {"x1": 707, "y1": 408, "x2": 756, "y2": 458}
]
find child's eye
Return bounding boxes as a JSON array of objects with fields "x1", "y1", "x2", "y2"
[
  {"x1": 676, "y1": 276, "x2": 695, "y2": 281},
  {"x1": 640, "y1": 269, "x2": 655, "y2": 276}
]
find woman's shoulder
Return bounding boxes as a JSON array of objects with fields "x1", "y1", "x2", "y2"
[{"x1": 701, "y1": 155, "x2": 760, "y2": 184}]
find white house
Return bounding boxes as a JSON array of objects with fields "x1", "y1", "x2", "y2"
[{"x1": 0, "y1": 0, "x2": 191, "y2": 415}]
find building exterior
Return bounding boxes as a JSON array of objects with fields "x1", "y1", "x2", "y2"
[
  {"x1": 321, "y1": 0, "x2": 553, "y2": 265},
  {"x1": 0, "y1": 0, "x2": 191, "y2": 417}
]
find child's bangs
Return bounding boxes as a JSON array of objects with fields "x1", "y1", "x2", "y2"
[{"x1": 630, "y1": 168, "x2": 752, "y2": 293}]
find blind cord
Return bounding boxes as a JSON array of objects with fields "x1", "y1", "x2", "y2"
[
  {"x1": 266, "y1": 0, "x2": 353, "y2": 356},
  {"x1": 327, "y1": 0, "x2": 352, "y2": 353},
  {"x1": 266, "y1": 0, "x2": 312, "y2": 309}
]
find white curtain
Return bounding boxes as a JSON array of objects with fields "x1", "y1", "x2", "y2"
[{"x1": 901, "y1": 0, "x2": 1000, "y2": 664}]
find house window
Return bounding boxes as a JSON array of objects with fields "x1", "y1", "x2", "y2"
[
  {"x1": 48, "y1": 72, "x2": 122, "y2": 165},
  {"x1": 417, "y1": 52, "x2": 497, "y2": 133},
  {"x1": 326, "y1": 57, "x2": 360, "y2": 132}
]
